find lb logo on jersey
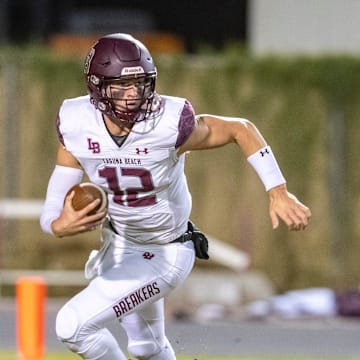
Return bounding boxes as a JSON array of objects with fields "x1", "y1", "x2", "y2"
[
  {"x1": 88, "y1": 138, "x2": 101, "y2": 153},
  {"x1": 143, "y1": 252, "x2": 155, "y2": 260}
]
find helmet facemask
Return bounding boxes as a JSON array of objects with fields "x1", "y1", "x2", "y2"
[{"x1": 102, "y1": 74, "x2": 157, "y2": 124}]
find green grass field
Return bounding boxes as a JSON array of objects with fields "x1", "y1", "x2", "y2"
[{"x1": 2, "y1": 353, "x2": 360, "y2": 360}]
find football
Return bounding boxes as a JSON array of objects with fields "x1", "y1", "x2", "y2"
[{"x1": 66, "y1": 182, "x2": 108, "y2": 215}]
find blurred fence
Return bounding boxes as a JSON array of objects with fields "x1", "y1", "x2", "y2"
[{"x1": 0, "y1": 46, "x2": 360, "y2": 292}]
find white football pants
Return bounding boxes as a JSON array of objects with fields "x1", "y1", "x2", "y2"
[{"x1": 55, "y1": 227, "x2": 195, "y2": 359}]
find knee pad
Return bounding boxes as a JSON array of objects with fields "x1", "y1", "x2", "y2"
[
  {"x1": 56, "y1": 306, "x2": 127, "y2": 359},
  {"x1": 56, "y1": 304, "x2": 79, "y2": 342}
]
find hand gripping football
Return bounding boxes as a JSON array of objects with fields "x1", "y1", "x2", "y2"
[{"x1": 66, "y1": 182, "x2": 108, "y2": 215}]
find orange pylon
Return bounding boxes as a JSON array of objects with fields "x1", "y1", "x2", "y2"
[{"x1": 16, "y1": 277, "x2": 46, "y2": 360}]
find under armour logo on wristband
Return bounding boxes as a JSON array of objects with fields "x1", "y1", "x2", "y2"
[
  {"x1": 260, "y1": 148, "x2": 270, "y2": 157},
  {"x1": 143, "y1": 252, "x2": 155, "y2": 260}
]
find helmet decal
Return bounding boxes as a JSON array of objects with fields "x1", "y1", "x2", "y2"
[
  {"x1": 84, "y1": 47, "x2": 95, "y2": 75},
  {"x1": 121, "y1": 66, "x2": 145, "y2": 75}
]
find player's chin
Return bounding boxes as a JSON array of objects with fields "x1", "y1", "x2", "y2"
[
  {"x1": 116, "y1": 103, "x2": 141, "y2": 114},
  {"x1": 126, "y1": 103, "x2": 141, "y2": 111}
]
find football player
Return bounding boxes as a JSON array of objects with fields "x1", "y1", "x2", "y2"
[{"x1": 40, "y1": 33, "x2": 311, "y2": 359}]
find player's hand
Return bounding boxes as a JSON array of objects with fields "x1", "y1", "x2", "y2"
[
  {"x1": 51, "y1": 190, "x2": 107, "y2": 237},
  {"x1": 268, "y1": 184, "x2": 311, "y2": 231}
]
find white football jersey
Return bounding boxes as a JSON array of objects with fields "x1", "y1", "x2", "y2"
[{"x1": 57, "y1": 95, "x2": 195, "y2": 244}]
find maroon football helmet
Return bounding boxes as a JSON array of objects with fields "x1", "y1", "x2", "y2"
[{"x1": 84, "y1": 33, "x2": 159, "y2": 125}]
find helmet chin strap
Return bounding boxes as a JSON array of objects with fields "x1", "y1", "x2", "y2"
[
  {"x1": 108, "y1": 112, "x2": 136, "y2": 128},
  {"x1": 149, "y1": 93, "x2": 162, "y2": 112}
]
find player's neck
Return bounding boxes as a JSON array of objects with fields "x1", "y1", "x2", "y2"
[{"x1": 103, "y1": 115, "x2": 133, "y2": 136}]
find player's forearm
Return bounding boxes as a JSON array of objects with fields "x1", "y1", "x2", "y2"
[
  {"x1": 227, "y1": 118, "x2": 287, "y2": 192},
  {"x1": 232, "y1": 118, "x2": 267, "y2": 157},
  {"x1": 40, "y1": 165, "x2": 84, "y2": 234}
]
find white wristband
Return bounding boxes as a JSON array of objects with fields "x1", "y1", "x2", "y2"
[{"x1": 247, "y1": 146, "x2": 286, "y2": 191}]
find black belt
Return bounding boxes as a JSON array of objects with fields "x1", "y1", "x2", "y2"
[
  {"x1": 110, "y1": 219, "x2": 192, "y2": 244},
  {"x1": 170, "y1": 231, "x2": 193, "y2": 243}
]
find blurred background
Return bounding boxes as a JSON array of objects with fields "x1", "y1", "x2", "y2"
[{"x1": 1, "y1": 0, "x2": 360, "y2": 322}]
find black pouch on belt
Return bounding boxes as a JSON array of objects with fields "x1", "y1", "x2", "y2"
[{"x1": 188, "y1": 221, "x2": 210, "y2": 260}]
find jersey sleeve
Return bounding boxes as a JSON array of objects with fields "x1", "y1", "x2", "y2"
[{"x1": 175, "y1": 100, "x2": 196, "y2": 148}]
